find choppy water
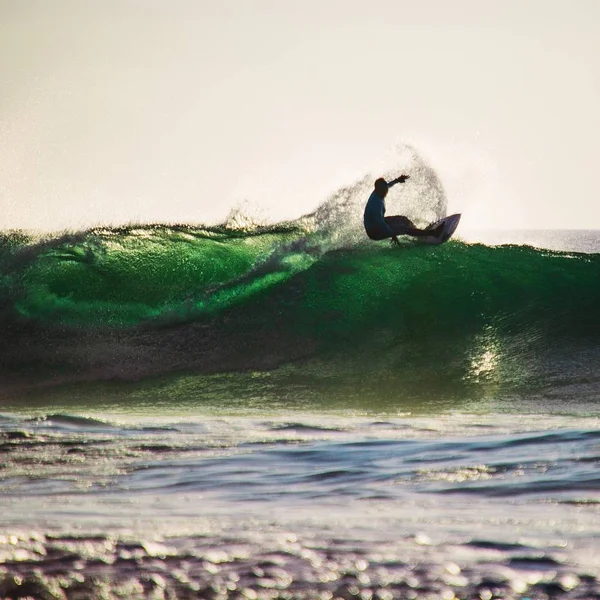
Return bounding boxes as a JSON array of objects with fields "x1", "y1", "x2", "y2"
[
  {"x1": 1, "y1": 183, "x2": 599, "y2": 597},
  {"x1": 0, "y1": 412, "x2": 598, "y2": 599}
]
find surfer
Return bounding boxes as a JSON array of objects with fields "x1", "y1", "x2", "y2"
[{"x1": 363, "y1": 176, "x2": 442, "y2": 245}]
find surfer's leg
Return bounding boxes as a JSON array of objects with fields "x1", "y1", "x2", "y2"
[
  {"x1": 385, "y1": 216, "x2": 443, "y2": 238},
  {"x1": 385, "y1": 216, "x2": 415, "y2": 229},
  {"x1": 385, "y1": 216, "x2": 428, "y2": 237}
]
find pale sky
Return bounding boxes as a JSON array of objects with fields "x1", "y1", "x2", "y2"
[{"x1": 1, "y1": 0, "x2": 599, "y2": 231}]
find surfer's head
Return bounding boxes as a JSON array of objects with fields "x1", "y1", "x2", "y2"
[{"x1": 374, "y1": 178, "x2": 388, "y2": 197}]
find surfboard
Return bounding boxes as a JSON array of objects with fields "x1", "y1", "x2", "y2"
[{"x1": 420, "y1": 213, "x2": 461, "y2": 245}]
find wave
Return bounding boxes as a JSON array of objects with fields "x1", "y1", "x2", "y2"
[
  {"x1": 0, "y1": 222, "x2": 309, "y2": 326},
  {"x1": 1, "y1": 152, "x2": 600, "y2": 400},
  {"x1": 1, "y1": 217, "x2": 600, "y2": 397}
]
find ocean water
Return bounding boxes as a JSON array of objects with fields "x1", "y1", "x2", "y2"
[{"x1": 0, "y1": 199, "x2": 599, "y2": 598}]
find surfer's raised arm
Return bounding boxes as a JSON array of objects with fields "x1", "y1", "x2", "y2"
[{"x1": 387, "y1": 175, "x2": 410, "y2": 187}]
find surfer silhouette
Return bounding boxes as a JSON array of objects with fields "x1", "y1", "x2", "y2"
[{"x1": 363, "y1": 176, "x2": 442, "y2": 245}]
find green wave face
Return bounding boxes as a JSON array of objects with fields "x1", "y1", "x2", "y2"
[
  {"x1": 2, "y1": 224, "x2": 600, "y2": 401},
  {"x1": 214, "y1": 240, "x2": 600, "y2": 389},
  {"x1": 10, "y1": 224, "x2": 308, "y2": 326}
]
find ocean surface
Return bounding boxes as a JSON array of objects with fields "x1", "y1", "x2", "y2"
[{"x1": 0, "y1": 195, "x2": 599, "y2": 598}]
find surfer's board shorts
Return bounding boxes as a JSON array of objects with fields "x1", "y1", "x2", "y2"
[{"x1": 366, "y1": 216, "x2": 416, "y2": 240}]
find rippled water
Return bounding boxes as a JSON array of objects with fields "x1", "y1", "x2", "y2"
[{"x1": 0, "y1": 411, "x2": 598, "y2": 598}]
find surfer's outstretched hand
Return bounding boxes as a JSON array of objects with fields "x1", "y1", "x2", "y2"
[
  {"x1": 391, "y1": 236, "x2": 400, "y2": 247},
  {"x1": 390, "y1": 174, "x2": 410, "y2": 185}
]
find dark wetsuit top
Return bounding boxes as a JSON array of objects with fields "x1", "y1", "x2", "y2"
[{"x1": 363, "y1": 190, "x2": 395, "y2": 240}]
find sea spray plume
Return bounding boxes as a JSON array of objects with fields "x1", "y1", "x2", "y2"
[
  {"x1": 390, "y1": 144, "x2": 447, "y2": 225},
  {"x1": 222, "y1": 199, "x2": 272, "y2": 231},
  {"x1": 300, "y1": 176, "x2": 373, "y2": 248},
  {"x1": 300, "y1": 145, "x2": 448, "y2": 249}
]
